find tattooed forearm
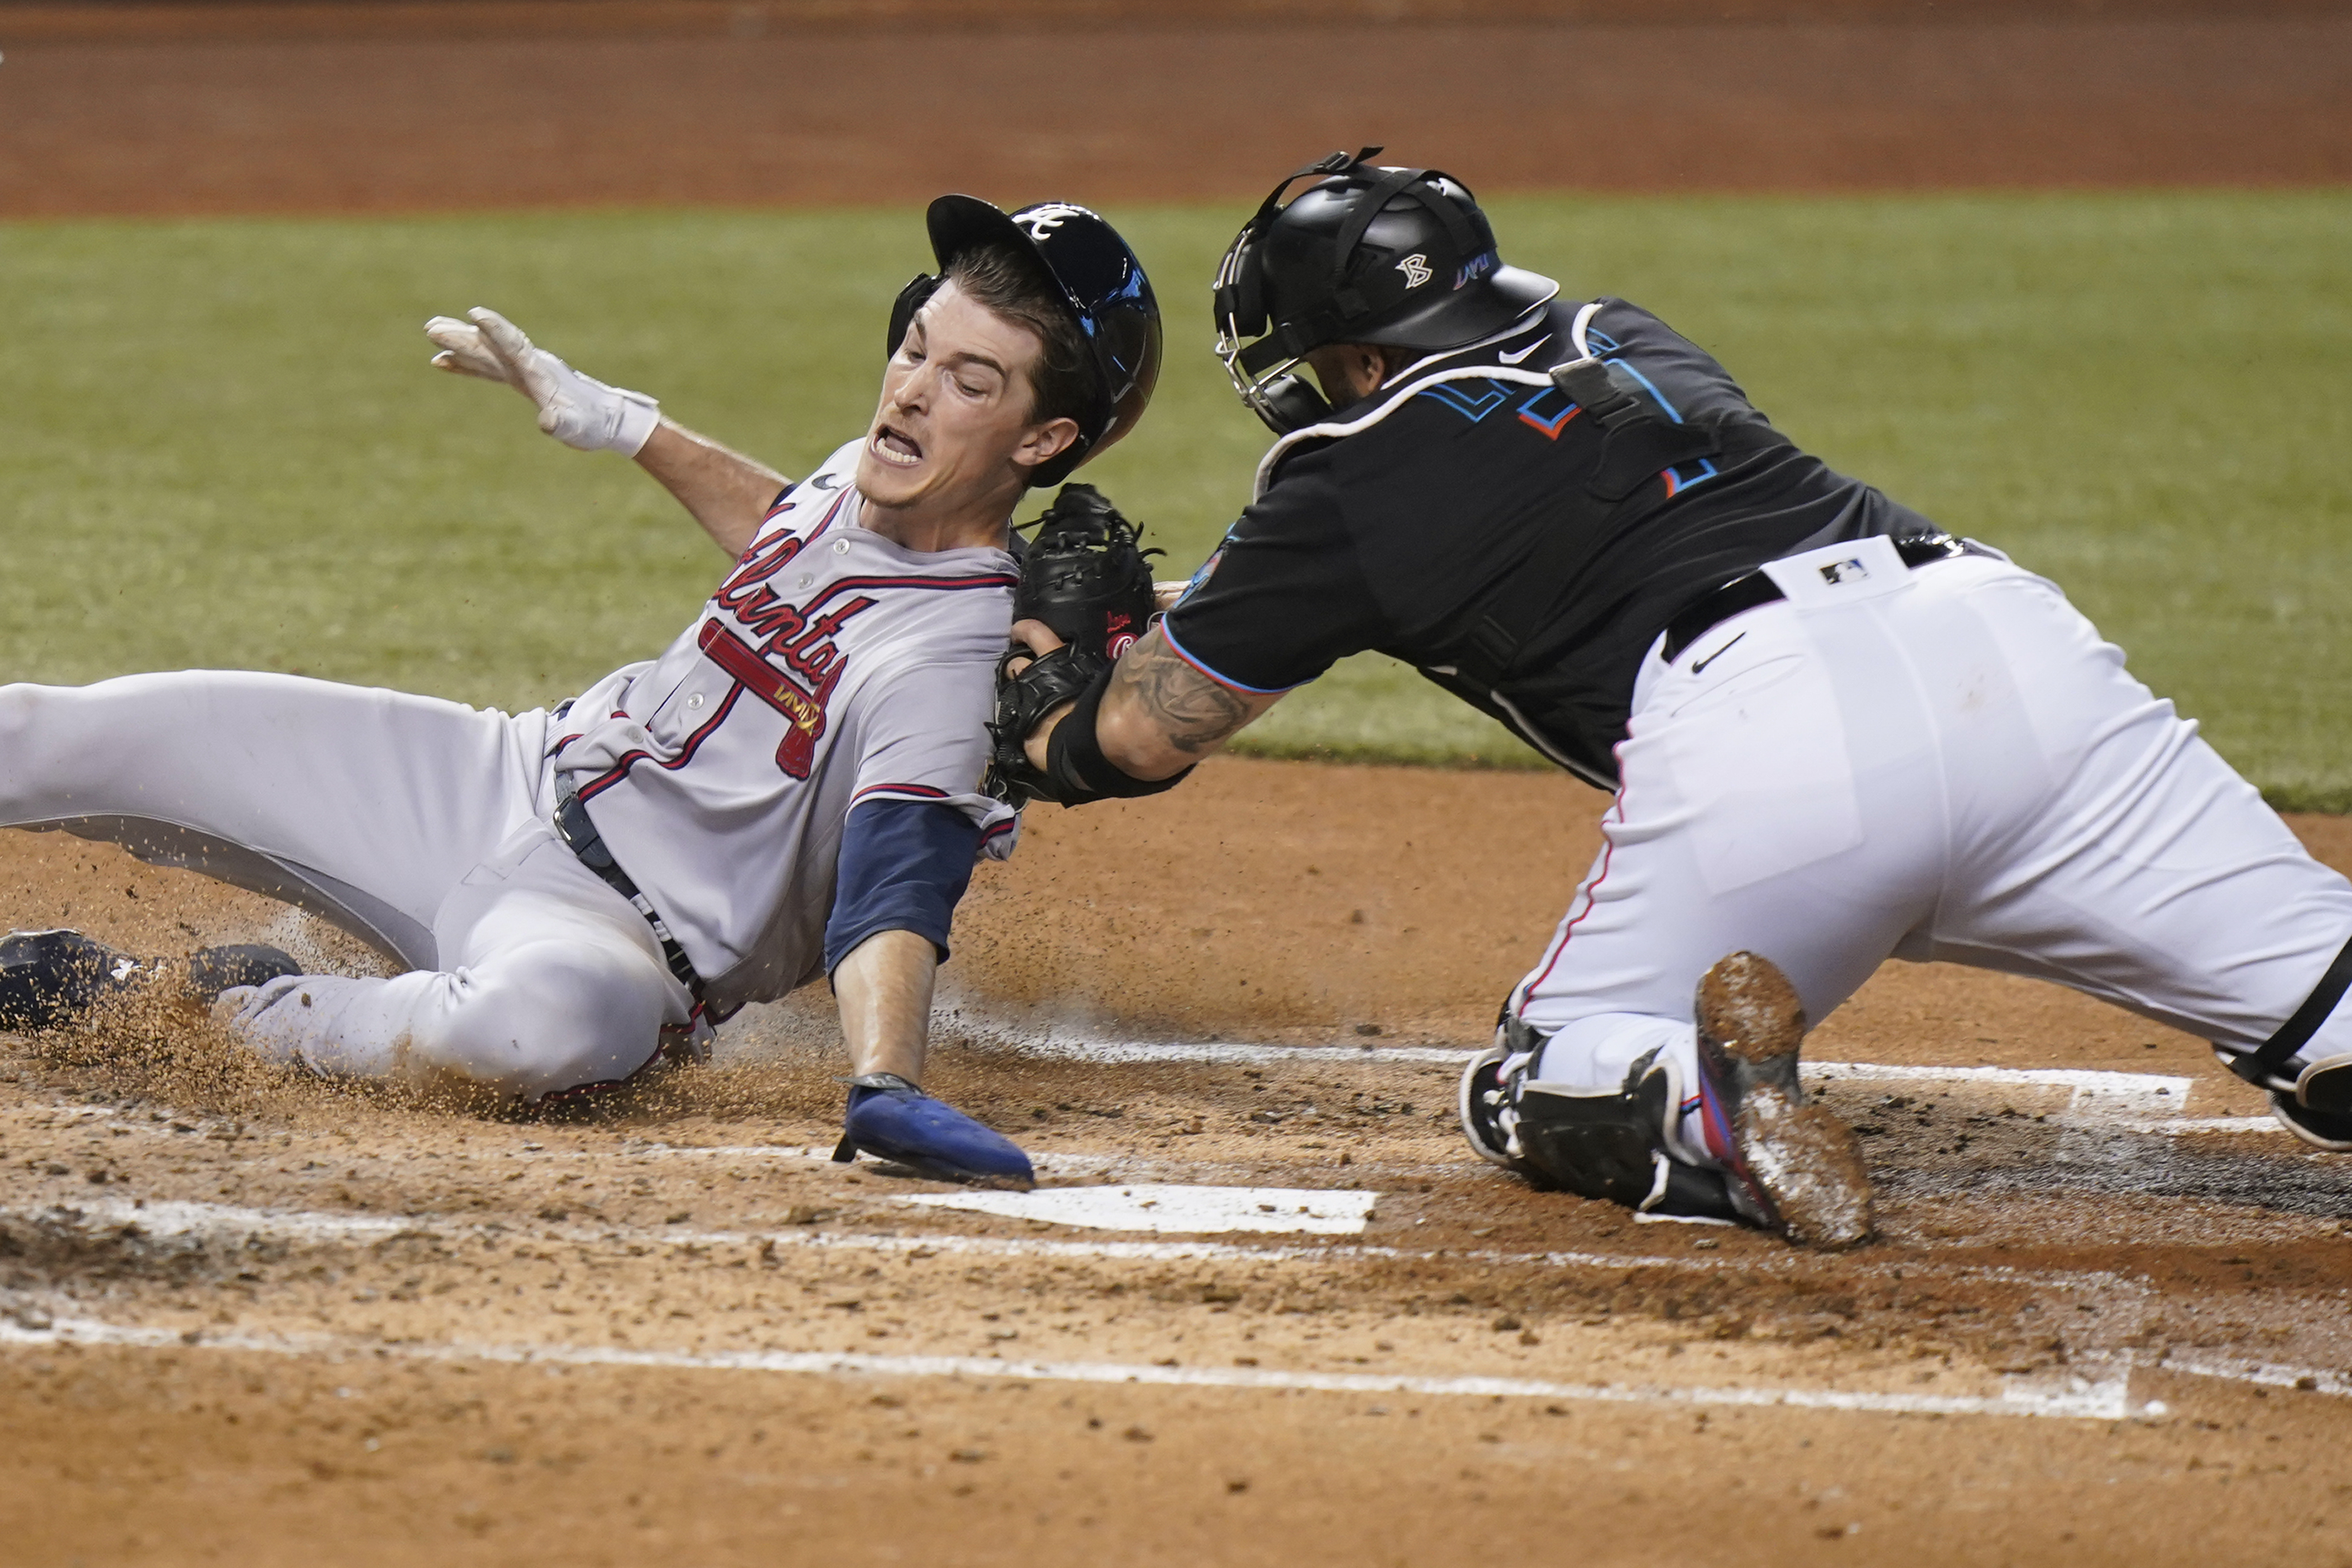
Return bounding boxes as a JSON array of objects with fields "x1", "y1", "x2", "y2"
[{"x1": 1114, "y1": 632, "x2": 1255, "y2": 754}]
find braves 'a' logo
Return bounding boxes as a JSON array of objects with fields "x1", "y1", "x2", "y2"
[{"x1": 1020, "y1": 203, "x2": 1089, "y2": 244}]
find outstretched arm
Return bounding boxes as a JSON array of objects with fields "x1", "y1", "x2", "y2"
[
  {"x1": 425, "y1": 307, "x2": 785, "y2": 558},
  {"x1": 1013, "y1": 620, "x2": 1285, "y2": 781},
  {"x1": 631, "y1": 422, "x2": 789, "y2": 560}
]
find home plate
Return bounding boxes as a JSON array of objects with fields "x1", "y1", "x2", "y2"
[{"x1": 897, "y1": 1184, "x2": 1380, "y2": 1236}]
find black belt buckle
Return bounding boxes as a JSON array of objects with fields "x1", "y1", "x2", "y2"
[{"x1": 554, "y1": 791, "x2": 616, "y2": 874}]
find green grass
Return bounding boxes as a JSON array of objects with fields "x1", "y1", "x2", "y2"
[{"x1": 4, "y1": 193, "x2": 2350, "y2": 800}]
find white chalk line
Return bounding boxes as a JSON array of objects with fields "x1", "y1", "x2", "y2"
[
  {"x1": 2151, "y1": 1353, "x2": 2352, "y2": 1398},
  {"x1": 898, "y1": 1183, "x2": 1379, "y2": 1236},
  {"x1": 49, "y1": 1197, "x2": 2352, "y2": 1411},
  {"x1": 971, "y1": 1039, "x2": 1474, "y2": 1068},
  {"x1": 2127, "y1": 1116, "x2": 2286, "y2": 1137},
  {"x1": 0, "y1": 1313, "x2": 2145, "y2": 1422},
  {"x1": 5, "y1": 1195, "x2": 2151, "y2": 1305},
  {"x1": 956, "y1": 1046, "x2": 2284, "y2": 1137}
]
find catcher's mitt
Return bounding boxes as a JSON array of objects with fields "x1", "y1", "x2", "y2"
[{"x1": 986, "y1": 483, "x2": 1159, "y2": 806}]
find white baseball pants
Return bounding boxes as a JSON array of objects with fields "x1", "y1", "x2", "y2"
[
  {"x1": 0, "y1": 672, "x2": 694, "y2": 1100},
  {"x1": 1515, "y1": 536, "x2": 2352, "y2": 1165}
]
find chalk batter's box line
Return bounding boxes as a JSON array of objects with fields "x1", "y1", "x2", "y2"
[
  {"x1": 3, "y1": 1194, "x2": 2154, "y2": 1304},
  {"x1": 0, "y1": 1315, "x2": 2148, "y2": 1423}
]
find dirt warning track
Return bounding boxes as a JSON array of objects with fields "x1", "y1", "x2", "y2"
[{"x1": 5, "y1": 7, "x2": 2350, "y2": 217}]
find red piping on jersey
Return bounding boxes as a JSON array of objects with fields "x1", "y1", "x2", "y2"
[
  {"x1": 979, "y1": 818, "x2": 1015, "y2": 843},
  {"x1": 852, "y1": 782, "x2": 952, "y2": 805},
  {"x1": 1520, "y1": 784, "x2": 1626, "y2": 1007},
  {"x1": 793, "y1": 573, "x2": 1018, "y2": 618},
  {"x1": 574, "y1": 685, "x2": 745, "y2": 802},
  {"x1": 805, "y1": 487, "x2": 851, "y2": 540}
]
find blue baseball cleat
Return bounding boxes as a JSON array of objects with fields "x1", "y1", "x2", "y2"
[{"x1": 833, "y1": 1073, "x2": 1035, "y2": 1189}]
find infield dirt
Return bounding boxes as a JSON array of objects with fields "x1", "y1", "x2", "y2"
[{"x1": 5, "y1": 760, "x2": 2352, "y2": 1564}]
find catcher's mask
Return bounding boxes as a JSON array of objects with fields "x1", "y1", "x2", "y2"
[
  {"x1": 1212, "y1": 148, "x2": 1555, "y2": 435},
  {"x1": 887, "y1": 197, "x2": 1162, "y2": 489}
]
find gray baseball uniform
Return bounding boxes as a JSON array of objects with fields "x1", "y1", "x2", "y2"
[{"x1": 0, "y1": 439, "x2": 1019, "y2": 1099}]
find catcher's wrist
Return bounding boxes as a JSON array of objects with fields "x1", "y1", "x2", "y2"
[{"x1": 1043, "y1": 670, "x2": 1192, "y2": 804}]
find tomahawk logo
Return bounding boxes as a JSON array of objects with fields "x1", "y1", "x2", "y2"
[
  {"x1": 1020, "y1": 204, "x2": 1088, "y2": 243},
  {"x1": 1396, "y1": 253, "x2": 1434, "y2": 288}
]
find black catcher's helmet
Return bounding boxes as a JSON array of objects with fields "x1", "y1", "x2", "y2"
[
  {"x1": 888, "y1": 196, "x2": 1162, "y2": 489},
  {"x1": 1213, "y1": 149, "x2": 1555, "y2": 434}
]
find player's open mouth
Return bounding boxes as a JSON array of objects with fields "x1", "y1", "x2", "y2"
[{"x1": 870, "y1": 426, "x2": 923, "y2": 467}]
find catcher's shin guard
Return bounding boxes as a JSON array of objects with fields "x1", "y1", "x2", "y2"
[
  {"x1": 1691, "y1": 952, "x2": 1874, "y2": 1249},
  {"x1": 1459, "y1": 1015, "x2": 1742, "y2": 1222}
]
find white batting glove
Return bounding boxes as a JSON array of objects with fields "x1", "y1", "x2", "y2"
[{"x1": 423, "y1": 307, "x2": 661, "y2": 458}]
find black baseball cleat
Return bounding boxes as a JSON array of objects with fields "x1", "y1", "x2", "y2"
[
  {"x1": 1691, "y1": 951, "x2": 1874, "y2": 1249},
  {"x1": 2270, "y1": 1091, "x2": 2352, "y2": 1153},
  {"x1": 0, "y1": 928, "x2": 300, "y2": 1032}
]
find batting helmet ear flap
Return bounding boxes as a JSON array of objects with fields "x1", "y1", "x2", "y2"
[{"x1": 886, "y1": 273, "x2": 943, "y2": 357}]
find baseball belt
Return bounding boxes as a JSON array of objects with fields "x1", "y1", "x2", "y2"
[
  {"x1": 553, "y1": 788, "x2": 705, "y2": 1001},
  {"x1": 1659, "y1": 533, "x2": 1995, "y2": 665}
]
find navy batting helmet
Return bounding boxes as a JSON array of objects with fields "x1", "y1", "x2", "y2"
[
  {"x1": 889, "y1": 196, "x2": 1161, "y2": 489},
  {"x1": 1213, "y1": 149, "x2": 1553, "y2": 433}
]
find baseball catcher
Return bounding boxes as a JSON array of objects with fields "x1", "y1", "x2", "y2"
[
  {"x1": 997, "y1": 149, "x2": 2352, "y2": 1245},
  {"x1": 0, "y1": 193, "x2": 1160, "y2": 1188}
]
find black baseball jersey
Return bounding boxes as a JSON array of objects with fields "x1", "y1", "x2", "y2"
[{"x1": 1161, "y1": 295, "x2": 1941, "y2": 787}]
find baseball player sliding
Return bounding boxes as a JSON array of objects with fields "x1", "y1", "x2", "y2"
[
  {"x1": 996, "y1": 150, "x2": 2352, "y2": 1245},
  {"x1": 0, "y1": 196, "x2": 1160, "y2": 1189}
]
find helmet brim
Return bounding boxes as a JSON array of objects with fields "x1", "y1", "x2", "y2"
[{"x1": 926, "y1": 193, "x2": 1037, "y2": 278}]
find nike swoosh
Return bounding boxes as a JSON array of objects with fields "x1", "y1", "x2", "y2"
[
  {"x1": 1497, "y1": 336, "x2": 1552, "y2": 365},
  {"x1": 809, "y1": 472, "x2": 844, "y2": 490},
  {"x1": 1689, "y1": 631, "x2": 1746, "y2": 675}
]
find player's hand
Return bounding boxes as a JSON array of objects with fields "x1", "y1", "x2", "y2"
[
  {"x1": 422, "y1": 307, "x2": 661, "y2": 458},
  {"x1": 1152, "y1": 580, "x2": 1189, "y2": 615},
  {"x1": 1004, "y1": 618, "x2": 1073, "y2": 772}
]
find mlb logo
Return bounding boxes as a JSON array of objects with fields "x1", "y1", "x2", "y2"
[{"x1": 1819, "y1": 557, "x2": 1870, "y2": 586}]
